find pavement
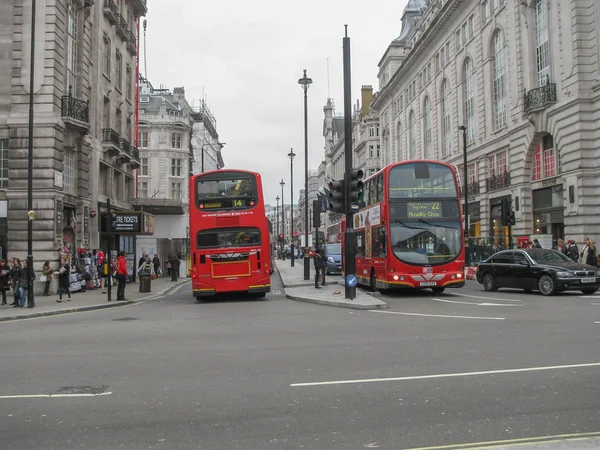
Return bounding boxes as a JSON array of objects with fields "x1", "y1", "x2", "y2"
[
  {"x1": 275, "y1": 258, "x2": 388, "y2": 310},
  {"x1": 0, "y1": 275, "x2": 190, "y2": 322}
]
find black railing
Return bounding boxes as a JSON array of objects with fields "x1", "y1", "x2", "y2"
[
  {"x1": 130, "y1": 147, "x2": 140, "y2": 161},
  {"x1": 103, "y1": 0, "x2": 117, "y2": 22},
  {"x1": 119, "y1": 138, "x2": 131, "y2": 154},
  {"x1": 102, "y1": 128, "x2": 120, "y2": 147},
  {"x1": 524, "y1": 81, "x2": 557, "y2": 113},
  {"x1": 127, "y1": 30, "x2": 137, "y2": 54},
  {"x1": 61, "y1": 94, "x2": 89, "y2": 123},
  {"x1": 116, "y1": 14, "x2": 128, "y2": 39},
  {"x1": 486, "y1": 172, "x2": 511, "y2": 192},
  {"x1": 467, "y1": 182, "x2": 480, "y2": 197}
]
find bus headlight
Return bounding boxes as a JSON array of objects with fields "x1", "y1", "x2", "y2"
[{"x1": 393, "y1": 275, "x2": 399, "y2": 280}]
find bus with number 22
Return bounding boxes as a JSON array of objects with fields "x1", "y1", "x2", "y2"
[
  {"x1": 346, "y1": 160, "x2": 465, "y2": 293},
  {"x1": 189, "y1": 169, "x2": 271, "y2": 299}
]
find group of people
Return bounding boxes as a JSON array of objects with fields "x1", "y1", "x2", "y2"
[
  {"x1": 0, "y1": 258, "x2": 36, "y2": 308},
  {"x1": 555, "y1": 237, "x2": 599, "y2": 266}
]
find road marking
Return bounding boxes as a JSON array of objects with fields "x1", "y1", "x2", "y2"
[
  {"x1": 0, "y1": 392, "x2": 112, "y2": 399},
  {"x1": 594, "y1": 321, "x2": 600, "y2": 324},
  {"x1": 370, "y1": 310, "x2": 505, "y2": 321},
  {"x1": 451, "y1": 293, "x2": 522, "y2": 302},
  {"x1": 289, "y1": 361, "x2": 600, "y2": 387},
  {"x1": 582, "y1": 296, "x2": 600, "y2": 299},
  {"x1": 432, "y1": 298, "x2": 522, "y2": 307},
  {"x1": 403, "y1": 431, "x2": 600, "y2": 450}
]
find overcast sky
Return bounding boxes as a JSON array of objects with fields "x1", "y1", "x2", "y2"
[{"x1": 144, "y1": 0, "x2": 408, "y2": 206}]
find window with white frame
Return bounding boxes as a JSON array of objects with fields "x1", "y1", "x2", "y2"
[
  {"x1": 171, "y1": 181, "x2": 182, "y2": 200},
  {"x1": 171, "y1": 133, "x2": 182, "y2": 149},
  {"x1": 66, "y1": 0, "x2": 77, "y2": 92},
  {"x1": 482, "y1": 0, "x2": 490, "y2": 22},
  {"x1": 376, "y1": 145, "x2": 381, "y2": 158},
  {"x1": 376, "y1": 126, "x2": 380, "y2": 137},
  {"x1": 369, "y1": 145, "x2": 374, "y2": 158},
  {"x1": 408, "y1": 110, "x2": 416, "y2": 159},
  {"x1": 102, "y1": 35, "x2": 111, "y2": 77},
  {"x1": 423, "y1": 96, "x2": 433, "y2": 158},
  {"x1": 440, "y1": 47, "x2": 445, "y2": 67},
  {"x1": 139, "y1": 181, "x2": 149, "y2": 198},
  {"x1": 492, "y1": 30, "x2": 507, "y2": 130},
  {"x1": 115, "y1": 51, "x2": 122, "y2": 90},
  {"x1": 368, "y1": 125, "x2": 375, "y2": 138},
  {"x1": 141, "y1": 157, "x2": 149, "y2": 176},
  {"x1": 456, "y1": 29, "x2": 462, "y2": 51},
  {"x1": 463, "y1": 57, "x2": 476, "y2": 144},
  {"x1": 139, "y1": 131, "x2": 149, "y2": 148},
  {"x1": 488, "y1": 150, "x2": 507, "y2": 177},
  {"x1": 468, "y1": 15, "x2": 474, "y2": 38},
  {"x1": 64, "y1": 149, "x2": 76, "y2": 195},
  {"x1": 441, "y1": 80, "x2": 452, "y2": 157},
  {"x1": 532, "y1": 134, "x2": 556, "y2": 181},
  {"x1": 126, "y1": 64, "x2": 132, "y2": 100},
  {"x1": 535, "y1": 0, "x2": 550, "y2": 86},
  {"x1": 171, "y1": 158, "x2": 182, "y2": 177},
  {"x1": 0, "y1": 139, "x2": 8, "y2": 188}
]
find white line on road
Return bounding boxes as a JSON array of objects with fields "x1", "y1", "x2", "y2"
[
  {"x1": 582, "y1": 296, "x2": 600, "y2": 299},
  {"x1": 370, "y1": 310, "x2": 505, "y2": 320},
  {"x1": 289, "y1": 362, "x2": 600, "y2": 387},
  {"x1": 450, "y1": 293, "x2": 522, "y2": 302},
  {"x1": 0, "y1": 392, "x2": 112, "y2": 399},
  {"x1": 432, "y1": 298, "x2": 522, "y2": 307}
]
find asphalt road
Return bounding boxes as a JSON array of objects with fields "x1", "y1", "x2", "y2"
[{"x1": 1, "y1": 275, "x2": 600, "y2": 449}]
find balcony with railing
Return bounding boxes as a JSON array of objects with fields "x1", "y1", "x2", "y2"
[
  {"x1": 116, "y1": 14, "x2": 128, "y2": 41},
  {"x1": 102, "y1": 128, "x2": 120, "y2": 156},
  {"x1": 524, "y1": 78, "x2": 557, "y2": 113},
  {"x1": 103, "y1": 0, "x2": 117, "y2": 24},
  {"x1": 128, "y1": 147, "x2": 141, "y2": 168},
  {"x1": 486, "y1": 172, "x2": 511, "y2": 192},
  {"x1": 126, "y1": 30, "x2": 137, "y2": 55},
  {"x1": 117, "y1": 138, "x2": 132, "y2": 163},
  {"x1": 130, "y1": 0, "x2": 148, "y2": 16},
  {"x1": 61, "y1": 90, "x2": 90, "y2": 131}
]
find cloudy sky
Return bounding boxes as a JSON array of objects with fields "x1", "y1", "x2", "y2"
[{"x1": 144, "y1": 0, "x2": 408, "y2": 206}]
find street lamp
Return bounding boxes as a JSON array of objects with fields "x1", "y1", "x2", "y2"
[
  {"x1": 298, "y1": 69, "x2": 312, "y2": 281},
  {"x1": 458, "y1": 125, "x2": 468, "y2": 241},
  {"x1": 275, "y1": 195, "x2": 280, "y2": 257},
  {"x1": 280, "y1": 179, "x2": 285, "y2": 257},
  {"x1": 288, "y1": 148, "x2": 296, "y2": 267}
]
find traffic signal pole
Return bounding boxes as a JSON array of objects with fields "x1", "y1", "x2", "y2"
[{"x1": 342, "y1": 26, "x2": 356, "y2": 300}]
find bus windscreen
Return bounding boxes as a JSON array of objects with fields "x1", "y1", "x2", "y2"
[{"x1": 197, "y1": 227, "x2": 261, "y2": 249}]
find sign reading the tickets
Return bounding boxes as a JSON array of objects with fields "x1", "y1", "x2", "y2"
[
  {"x1": 110, "y1": 212, "x2": 155, "y2": 235},
  {"x1": 346, "y1": 274, "x2": 358, "y2": 287}
]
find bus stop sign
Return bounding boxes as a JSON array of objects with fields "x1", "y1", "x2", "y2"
[
  {"x1": 350, "y1": 202, "x2": 359, "y2": 213},
  {"x1": 346, "y1": 274, "x2": 358, "y2": 287}
]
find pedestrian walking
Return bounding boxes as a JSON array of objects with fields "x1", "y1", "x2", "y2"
[
  {"x1": 313, "y1": 250, "x2": 323, "y2": 289},
  {"x1": 166, "y1": 256, "x2": 172, "y2": 277},
  {"x1": 10, "y1": 258, "x2": 23, "y2": 307},
  {"x1": 0, "y1": 259, "x2": 10, "y2": 305},
  {"x1": 152, "y1": 254, "x2": 161, "y2": 277},
  {"x1": 580, "y1": 237, "x2": 598, "y2": 267},
  {"x1": 57, "y1": 256, "x2": 71, "y2": 302},
  {"x1": 566, "y1": 240, "x2": 579, "y2": 262},
  {"x1": 41, "y1": 260, "x2": 53, "y2": 296},
  {"x1": 170, "y1": 254, "x2": 180, "y2": 281},
  {"x1": 115, "y1": 250, "x2": 128, "y2": 301}
]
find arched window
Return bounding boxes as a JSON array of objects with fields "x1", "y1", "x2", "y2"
[
  {"x1": 463, "y1": 57, "x2": 475, "y2": 144},
  {"x1": 441, "y1": 80, "x2": 452, "y2": 157},
  {"x1": 396, "y1": 121, "x2": 402, "y2": 162},
  {"x1": 492, "y1": 30, "x2": 507, "y2": 130},
  {"x1": 408, "y1": 111, "x2": 416, "y2": 159},
  {"x1": 535, "y1": 0, "x2": 550, "y2": 86},
  {"x1": 423, "y1": 96, "x2": 433, "y2": 159}
]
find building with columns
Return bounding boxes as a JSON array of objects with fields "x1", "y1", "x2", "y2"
[
  {"x1": 371, "y1": 0, "x2": 600, "y2": 246},
  {"x1": 0, "y1": 0, "x2": 146, "y2": 280}
]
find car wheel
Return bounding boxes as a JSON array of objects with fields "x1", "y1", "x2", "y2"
[
  {"x1": 538, "y1": 274, "x2": 556, "y2": 296},
  {"x1": 581, "y1": 288, "x2": 598, "y2": 295},
  {"x1": 370, "y1": 270, "x2": 377, "y2": 292},
  {"x1": 482, "y1": 273, "x2": 497, "y2": 291},
  {"x1": 432, "y1": 287, "x2": 445, "y2": 294}
]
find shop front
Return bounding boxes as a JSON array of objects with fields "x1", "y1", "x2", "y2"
[
  {"x1": 489, "y1": 195, "x2": 511, "y2": 248},
  {"x1": 532, "y1": 183, "x2": 564, "y2": 247}
]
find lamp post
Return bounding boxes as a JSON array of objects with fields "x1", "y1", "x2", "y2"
[
  {"x1": 280, "y1": 179, "x2": 285, "y2": 257},
  {"x1": 288, "y1": 148, "x2": 296, "y2": 266},
  {"x1": 458, "y1": 125, "x2": 468, "y2": 240},
  {"x1": 275, "y1": 195, "x2": 280, "y2": 258},
  {"x1": 298, "y1": 69, "x2": 312, "y2": 280}
]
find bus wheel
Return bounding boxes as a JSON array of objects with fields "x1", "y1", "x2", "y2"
[
  {"x1": 431, "y1": 287, "x2": 445, "y2": 294},
  {"x1": 370, "y1": 271, "x2": 378, "y2": 292}
]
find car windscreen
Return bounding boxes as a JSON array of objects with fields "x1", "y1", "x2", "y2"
[
  {"x1": 324, "y1": 244, "x2": 341, "y2": 255},
  {"x1": 528, "y1": 249, "x2": 574, "y2": 264}
]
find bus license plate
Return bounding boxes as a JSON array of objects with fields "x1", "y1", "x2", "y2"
[
  {"x1": 582, "y1": 277, "x2": 595, "y2": 283},
  {"x1": 420, "y1": 282, "x2": 437, "y2": 286}
]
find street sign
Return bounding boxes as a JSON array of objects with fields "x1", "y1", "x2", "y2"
[
  {"x1": 346, "y1": 274, "x2": 358, "y2": 287},
  {"x1": 350, "y1": 202, "x2": 359, "y2": 212}
]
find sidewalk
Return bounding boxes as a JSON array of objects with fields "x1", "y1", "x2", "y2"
[
  {"x1": 275, "y1": 260, "x2": 387, "y2": 310},
  {"x1": 0, "y1": 276, "x2": 190, "y2": 322}
]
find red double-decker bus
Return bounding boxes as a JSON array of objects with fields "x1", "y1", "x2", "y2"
[
  {"x1": 349, "y1": 160, "x2": 465, "y2": 293},
  {"x1": 189, "y1": 169, "x2": 271, "y2": 299}
]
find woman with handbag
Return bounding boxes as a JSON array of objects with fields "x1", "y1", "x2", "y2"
[{"x1": 41, "y1": 260, "x2": 53, "y2": 296}]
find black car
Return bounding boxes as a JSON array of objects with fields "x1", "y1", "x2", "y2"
[{"x1": 475, "y1": 248, "x2": 600, "y2": 296}]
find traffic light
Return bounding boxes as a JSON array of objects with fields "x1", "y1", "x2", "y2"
[
  {"x1": 501, "y1": 198, "x2": 515, "y2": 226},
  {"x1": 278, "y1": 233, "x2": 284, "y2": 243},
  {"x1": 507, "y1": 210, "x2": 516, "y2": 226},
  {"x1": 328, "y1": 179, "x2": 345, "y2": 213},
  {"x1": 349, "y1": 169, "x2": 365, "y2": 204}
]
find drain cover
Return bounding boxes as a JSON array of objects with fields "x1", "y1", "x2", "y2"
[
  {"x1": 54, "y1": 386, "x2": 109, "y2": 395},
  {"x1": 111, "y1": 317, "x2": 140, "y2": 322}
]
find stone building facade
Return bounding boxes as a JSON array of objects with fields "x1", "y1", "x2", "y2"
[
  {"x1": 371, "y1": 0, "x2": 600, "y2": 246},
  {"x1": 0, "y1": 0, "x2": 146, "y2": 279}
]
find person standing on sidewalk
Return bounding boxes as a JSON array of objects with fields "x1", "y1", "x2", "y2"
[
  {"x1": 20, "y1": 260, "x2": 35, "y2": 308},
  {"x1": 0, "y1": 260, "x2": 10, "y2": 305},
  {"x1": 10, "y1": 258, "x2": 23, "y2": 307},
  {"x1": 170, "y1": 254, "x2": 180, "y2": 281},
  {"x1": 116, "y1": 250, "x2": 128, "y2": 301},
  {"x1": 313, "y1": 250, "x2": 323, "y2": 289},
  {"x1": 57, "y1": 257, "x2": 71, "y2": 302},
  {"x1": 152, "y1": 254, "x2": 160, "y2": 277},
  {"x1": 42, "y1": 261, "x2": 53, "y2": 296}
]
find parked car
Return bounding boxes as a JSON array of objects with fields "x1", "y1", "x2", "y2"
[
  {"x1": 321, "y1": 243, "x2": 342, "y2": 275},
  {"x1": 475, "y1": 248, "x2": 600, "y2": 296}
]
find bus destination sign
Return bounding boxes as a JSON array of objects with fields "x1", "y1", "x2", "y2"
[{"x1": 407, "y1": 202, "x2": 442, "y2": 218}]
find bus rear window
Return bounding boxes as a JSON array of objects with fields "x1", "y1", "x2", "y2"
[
  {"x1": 389, "y1": 163, "x2": 458, "y2": 199},
  {"x1": 197, "y1": 227, "x2": 261, "y2": 249}
]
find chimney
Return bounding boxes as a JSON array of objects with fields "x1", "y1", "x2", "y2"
[{"x1": 361, "y1": 85, "x2": 373, "y2": 118}]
